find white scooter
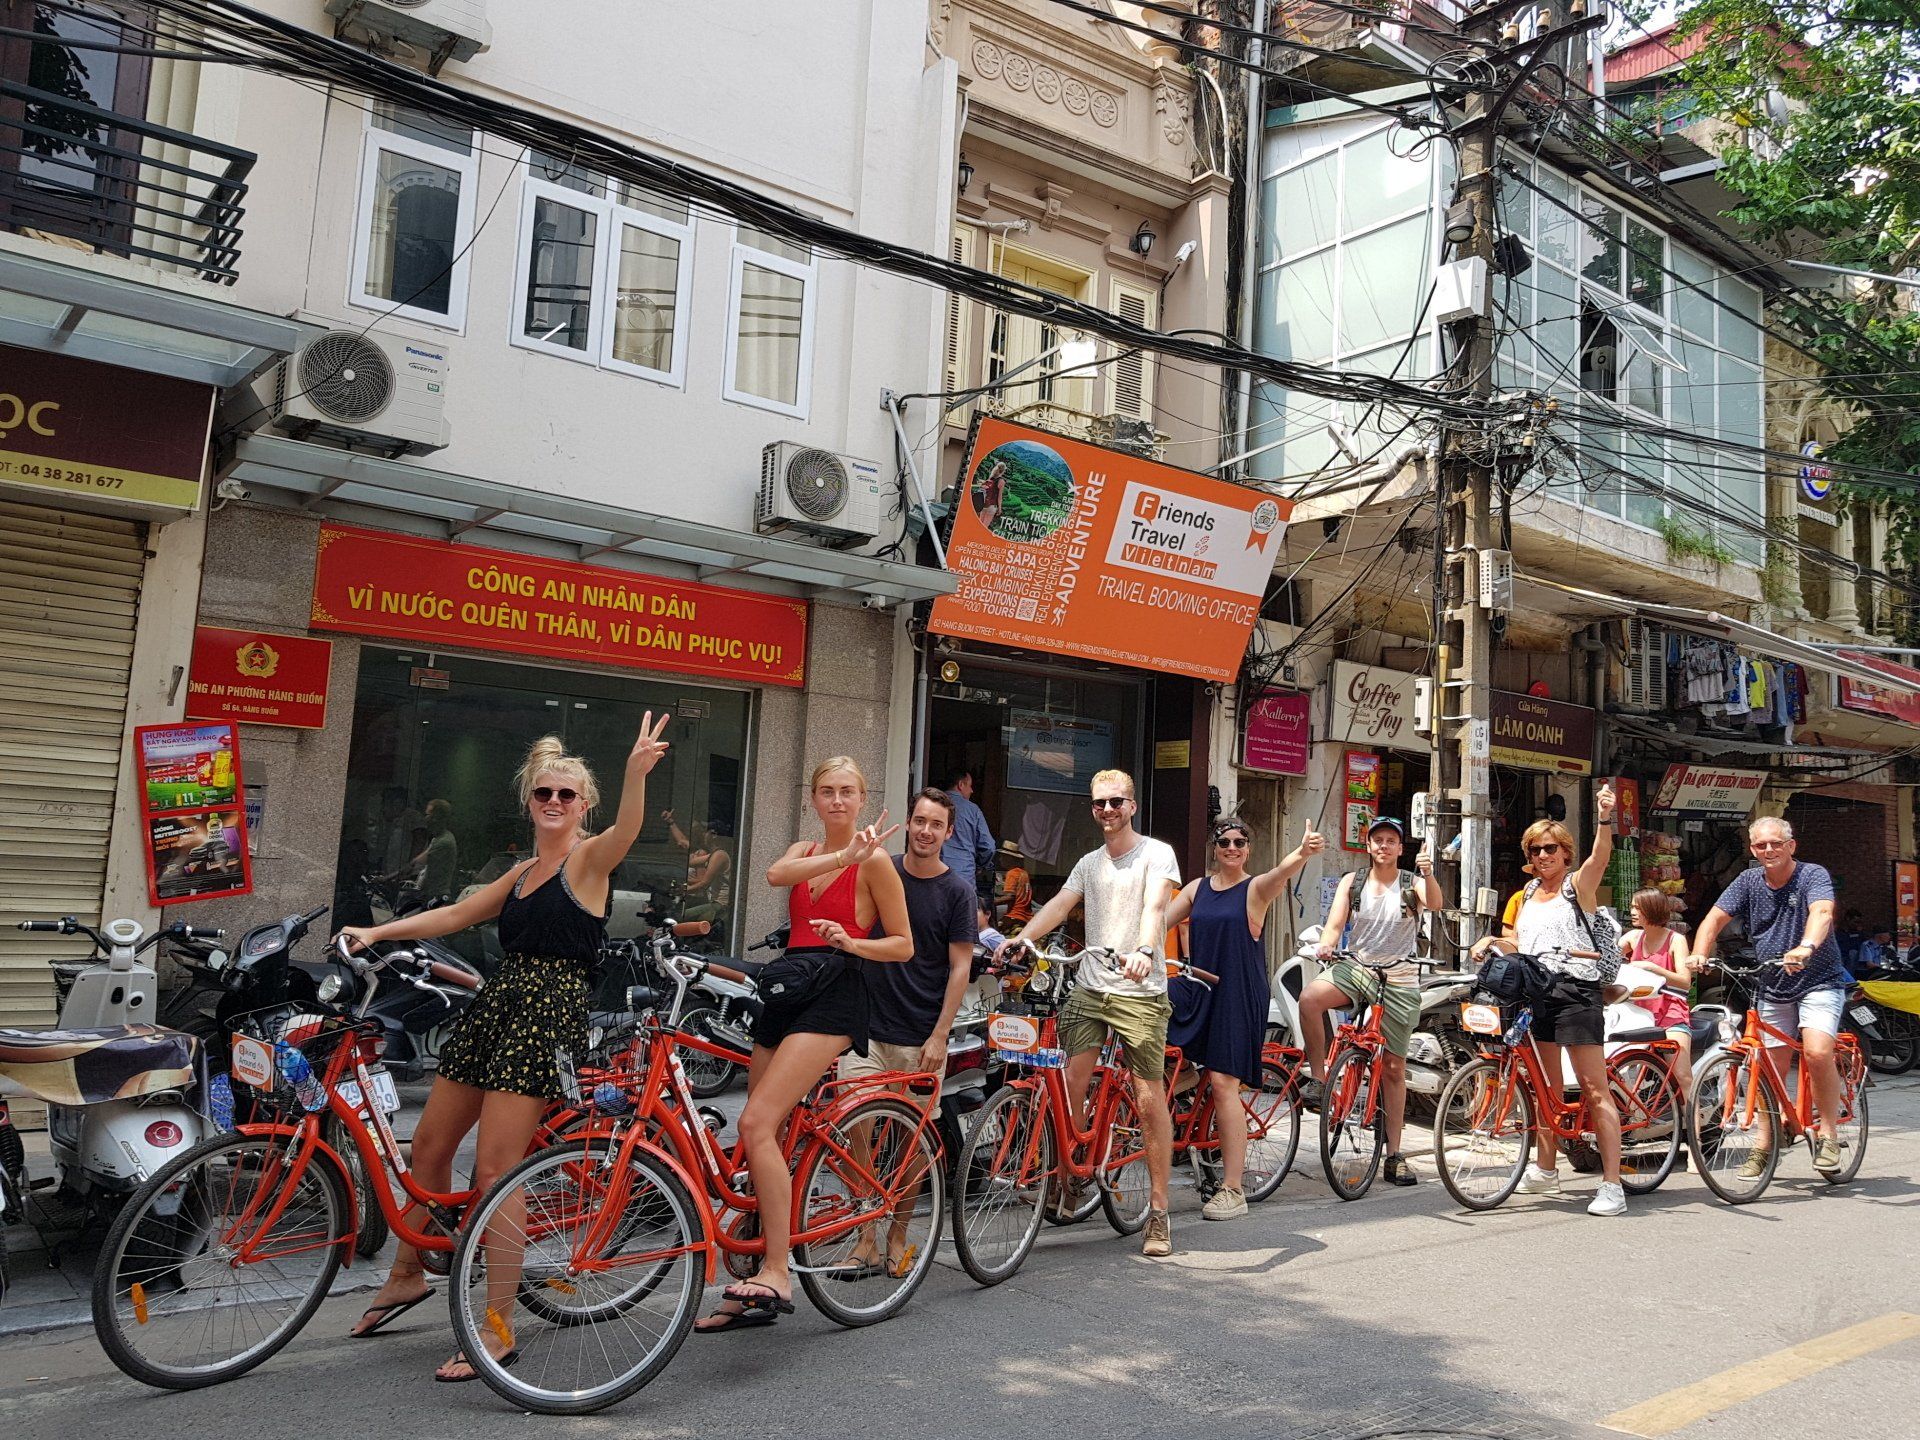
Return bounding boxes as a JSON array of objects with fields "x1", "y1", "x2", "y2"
[{"x1": 0, "y1": 917, "x2": 215, "y2": 1271}]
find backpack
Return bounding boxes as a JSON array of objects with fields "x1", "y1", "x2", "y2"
[
  {"x1": 1476, "y1": 950, "x2": 1555, "y2": 1006},
  {"x1": 1339, "y1": 867, "x2": 1421, "y2": 954},
  {"x1": 1520, "y1": 877, "x2": 1624, "y2": 983}
]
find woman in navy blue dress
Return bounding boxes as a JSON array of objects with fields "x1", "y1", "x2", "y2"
[{"x1": 1167, "y1": 816, "x2": 1324, "y2": 1220}]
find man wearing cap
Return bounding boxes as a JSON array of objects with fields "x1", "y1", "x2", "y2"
[
  {"x1": 995, "y1": 839, "x2": 1033, "y2": 927},
  {"x1": 1300, "y1": 816, "x2": 1443, "y2": 1187}
]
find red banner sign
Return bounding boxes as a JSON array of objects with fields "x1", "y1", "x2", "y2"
[
  {"x1": 186, "y1": 626, "x2": 332, "y2": 729},
  {"x1": 1837, "y1": 650, "x2": 1920, "y2": 727},
  {"x1": 133, "y1": 722, "x2": 252, "y2": 907},
  {"x1": 1896, "y1": 860, "x2": 1918, "y2": 949},
  {"x1": 310, "y1": 525, "x2": 809, "y2": 687},
  {"x1": 1242, "y1": 689, "x2": 1309, "y2": 776}
]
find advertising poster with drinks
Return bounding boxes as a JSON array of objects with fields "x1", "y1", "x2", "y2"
[
  {"x1": 1342, "y1": 750, "x2": 1382, "y2": 852},
  {"x1": 133, "y1": 722, "x2": 252, "y2": 906}
]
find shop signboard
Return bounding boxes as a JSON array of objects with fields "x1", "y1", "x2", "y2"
[
  {"x1": 1895, "y1": 860, "x2": 1918, "y2": 951},
  {"x1": 929, "y1": 417, "x2": 1289, "y2": 683},
  {"x1": 310, "y1": 525, "x2": 810, "y2": 687},
  {"x1": 1328, "y1": 661, "x2": 1425, "y2": 750},
  {"x1": 133, "y1": 722, "x2": 251, "y2": 906},
  {"x1": 1241, "y1": 689, "x2": 1310, "y2": 776},
  {"x1": 1613, "y1": 777, "x2": 1642, "y2": 837},
  {"x1": 1649, "y1": 763, "x2": 1766, "y2": 819},
  {"x1": 1007, "y1": 710, "x2": 1115, "y2": 795},
  {"x1": 1836, "y1": 651, "x2": 1920, "y2": 727},
  {"x1": 0, "y1": 344, "x2": 213, "y2": 513},
  {"x1": 1489, "y1": 691, "x2": 1594, "y2": 775},
  {"x1": 186, "y1": 626, "x2": 333, "y2": 729},
  {"x1": 1341, "y1": 750, "x2": 1382, "y2": 851}
]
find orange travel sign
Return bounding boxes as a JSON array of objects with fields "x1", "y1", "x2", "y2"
[
  {"x1": 930, "y1": 417, "x2": 1289, "y2": 683},
  {"x1": 310, "y1": 524, "x2": 808, "y2": 687},
  {"x1": 186, "y1": 626, "x2": 333, "y2": 729}
]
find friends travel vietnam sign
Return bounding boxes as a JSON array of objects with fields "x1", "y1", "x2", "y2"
[
  {"x1": 310, "y1": 525, "x2": 808, "y2": 687},
  {"x1": 930, "y1": 417, "x2": 1290, "y2": 683}
]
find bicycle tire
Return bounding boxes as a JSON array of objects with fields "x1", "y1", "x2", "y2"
[
  {"x1": 1097, "y1": 1087, "x2": 1154, "y2": 1234},
  {"x1": 1432, "y1": 1056, "x2": 1532, "y2": 1212},
  {"x1": 324, "y1": 1114, "x2": 389, "y2": 1261},
  {"x1": 1319, "y1": 1046, "x2": 1384, "y2": 1201},
  {"x1": 678, "y1": 1007, "x2": 743, "y2": 1099},
  {"x1": 1688, "y1": 1051, "x2": 1780, "y2": 1205},
  {"x1": 1823, "y1": 1039, "x2": 1870, "y2": 1185},
  {"x1": 795, "y1": 1095, "x2": 944, "y2": 1328},
  {"x1": 1043, "y1": 1170, "x2": 1103, "y2": 1226},
  {"x1": 1199, "y1": 1060, "x2": 1301, "y2": 1203},
  {"x1": 449, "y1": 1141, "x2": 703, "y2": 1415},
  {"x1": 950, "y1": 1084, "x2": 1053, "y2": 1286},
  {"x1": 93, "y1": 1131, "x2": 347, "y2": 1391},
  {"x1": 1608, "y1": 1047, "x2": 1683, "y2": 1195},
  {"x1": 1865, "y1": 1008, "x2": 1919, "y2": 1075}
]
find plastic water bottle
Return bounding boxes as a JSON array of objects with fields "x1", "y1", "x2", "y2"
[
  {"x1": 1503, "y1": 1010, "x2": 1533, "y2": 1047},
  {"x1": 207, "y1": 1071, "x2": 235, "y2": 1131},
  {"x1": 591, "y1": 1082, "x2": 632, "y2": 1116},
  {"x1": 274, "y1": 1040, "x2": 327, "y2": 1112}
]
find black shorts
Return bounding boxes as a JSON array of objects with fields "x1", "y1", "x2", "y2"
[
  {"x1": 1532, "y1": 974, "x2": 1604, "y2": 1047},
  {"x1": 750, "y1": 948, "x2": 868, "y2": 1055}
]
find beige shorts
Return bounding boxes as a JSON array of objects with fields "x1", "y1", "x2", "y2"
[{"x1": 838, "y1": 1039, "x2": 926, "y2": 1080}]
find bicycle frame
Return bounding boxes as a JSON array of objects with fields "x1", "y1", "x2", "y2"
[
  {"x1": 1325, "y1": 1003, "x2": 1389, "y2": 1126},
  {"x1": 1479, "y1": 1022, "x2": 1682, "y2": 1144},
  {"x1": 1165, "y1": 1042, "x2": 1301, "y2": 1160},
  {"x1": 1723, "y1": 1007, "x2": 1860, "y2": 1140},
  {"x1": 982, "y1": 1014, "x2": 1140, "y2": 1194}
]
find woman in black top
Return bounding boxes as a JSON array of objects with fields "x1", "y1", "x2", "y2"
[{"x1": 339, "y1": 716, "x2": 669, "y2": 1381}]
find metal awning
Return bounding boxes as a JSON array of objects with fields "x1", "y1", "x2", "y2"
[
  {"x1": 1519, "y1": 574, "x2": 1920, "y2": 694},
  {"x1": 1607, "y1": 715, "x2": 1881, "y2": 765},
  {"x1": 227, "y1": 433, "x2": 957, "y2": 605},
  {"x1": 0, "y1": 246, "x2": 306, "y2": 388}
]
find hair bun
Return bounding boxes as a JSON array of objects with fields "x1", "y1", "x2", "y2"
[{"x1": 523, "y1": 735, "x2": 567, "y2": 769}]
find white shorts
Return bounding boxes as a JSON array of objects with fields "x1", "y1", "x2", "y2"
[{"x1": 1757, "y1": 987, "x2": 1846, "y2": 1040}]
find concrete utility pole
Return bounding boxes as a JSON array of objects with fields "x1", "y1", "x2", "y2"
[{"x1": 1430, "y1": 4, "x2": 1603, "y2": 961}]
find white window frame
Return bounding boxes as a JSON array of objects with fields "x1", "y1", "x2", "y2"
[
  {"x1": 508, "y1": 167, "x2": 695, "y2": 387},
  {"x1": 349, "y1": 121, "x2": 478, "y2": 332},
  {"x1": 722, "y1": 228, "x2": 817, "y2": 420}
]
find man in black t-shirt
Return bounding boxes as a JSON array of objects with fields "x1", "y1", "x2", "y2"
[{"x1": 844, "y1": 788, "x2": 978, "y2": 1084}]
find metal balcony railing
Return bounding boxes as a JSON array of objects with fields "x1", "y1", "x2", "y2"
[{"x1": 0, "y1": 79, "x2": 254, "y2": 283}]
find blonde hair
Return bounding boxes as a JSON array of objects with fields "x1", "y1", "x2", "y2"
[
  {"x1": 1519, "y1": 818, "x2": 1576, "y2": 875},
  {"x1": 809, "y1": 756, "x2": 868, "y2": 794},
  {"x1": 1090, "y1": 769, "x2": 1136, "y2": 800},
  {"x1": 515, "y1": 736, "x2": 600, "y2": 814}
]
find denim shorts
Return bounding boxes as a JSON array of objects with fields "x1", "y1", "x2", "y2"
[{"x1": 1757, "y1": 986, "x2": 1846, "y2": 1040}]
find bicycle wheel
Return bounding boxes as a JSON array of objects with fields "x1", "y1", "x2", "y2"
[
  {"x1": 93, "y1": 1131, "x2": 347, "y2": 1390},
  {"x1": 795, "y1": 1096, "x2": 944, "y2": 1328},
  {"x1": 1320, "y1": 1047, "x2": 1384, "y2": 1201},
  {"x1": 1609, "y1": 1048, "x2": 1683, "y2": 1195},
  {"x1": 324, "y1": 1115, "x2": 389, "y2": 1261},
  {"x1": 1043, "y1": 1167, "x2": 1103, "y2": 1226},
  {"x1": 1865, "y1": 1008, "x2": 1919, "y2": 1075},
  {"x1": 678, "y1": 1009, "x2": 742, "y2": 1098},
  {"x1": 1097, "y1": 1086, "x2": 1154, "y2": 1234},
  {"x1": 1823, "y1": 1037, "x2": 1870, "y2": 1185},
  {"x1": 1688, "y1": 1050, "x2": 1780, "y2": 1204},
  {"x1": 449, "y1": 1141, "x2": 703, "y2": 1415},
  {"x1": 950, "y1": 1084, "x2": 1054, "y2": 1286},
  {"x1": 1432, "y1": 1056, "x2": 1532, "y2": 1211},
  {"x1": 1199, "y1": 1059, "x2": 1301, "y2": 1203}
]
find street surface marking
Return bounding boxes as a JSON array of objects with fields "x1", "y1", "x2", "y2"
[{"x1": 1602, "y1": 1311, "x2": 1920, "y2": 1437}]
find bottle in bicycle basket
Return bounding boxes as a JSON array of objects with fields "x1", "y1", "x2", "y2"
[
  {"x1": 1503, "y1": 1010, "x2": 1532, "y2": 1047},
  {"x1": 592, "y1": 1081, "x2": 632, "y2": 1116},
  {"x1": 274, "y1": 1040, "x2": 328, "y2": 1112},
  {"x1": 207, "y1": 1071, "x2": 235, "y2": 1131}
]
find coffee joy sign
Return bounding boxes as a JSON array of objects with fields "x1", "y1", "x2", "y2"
[{"x1": 1330, "y1": 661, "x2": 1420, "y2": 747}]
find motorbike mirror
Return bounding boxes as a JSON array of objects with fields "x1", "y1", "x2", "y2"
[{"x1": 1298, "y1": 925, "x2": 1324, "y2": 946}]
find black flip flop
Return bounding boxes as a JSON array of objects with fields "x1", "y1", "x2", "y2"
[
  {"x1": 696, "y1": 1305, "x2": 782, "y2": 1334},
  {"x1": 349, "y1": 1290, "x2": 436, "y2": 1338},
  {"x1": 433, "y1": 1347, "x2": 521, "y2": 1382},
  {"x1": 830, "y1": 1259, "x2": 887, "y2": 1283}
]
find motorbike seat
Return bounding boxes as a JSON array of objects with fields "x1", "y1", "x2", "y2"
[
  {"x1": 707, "y1": 957, "x2": 768, "y2": 983},
  {"x1": 0, "y1": 1024, "x2": 198, "y2": 1106},
  {"x1": 1606, "y1": 1025, "x2": 1670, "y2": 1044}
]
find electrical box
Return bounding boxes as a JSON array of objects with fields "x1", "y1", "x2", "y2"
[
  {"x1": 1477, "y1": 548, "x2": 1514, "y2": 613},
  {"x1": 1434, "y1": 256, "x2": 1489, "y2": 324},
  {"x1": 1410, "y1": 790, "x2": 1429, "y2": 839},
  {"x1": 1413, "y1": 675, "x2": 1434, "y2": 736}
]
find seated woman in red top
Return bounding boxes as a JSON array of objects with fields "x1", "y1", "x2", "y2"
[{"x1": 696, "y1": 756, "x2": 911, "y2": 1334}]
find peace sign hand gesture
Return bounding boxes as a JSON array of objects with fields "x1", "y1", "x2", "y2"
[
  {"x1": 840, "y1": 809, "x2": 902, "y2": 867},
  {"x1": 629, "y1": 711, "x2": 672, "y2": 776}
]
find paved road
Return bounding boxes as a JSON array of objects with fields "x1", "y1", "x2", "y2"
[{"x1": 4, "y1": 1076, "x2": 1917, "y2": 1440}]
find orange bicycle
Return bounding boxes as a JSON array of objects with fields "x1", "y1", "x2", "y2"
[
  {"x1": 947, "y1": 944, "x2": 1159, "y2": 1286},
  {"x1": 1165, "y1": 1034, "x2": 1304, "y2": 1203},
  {"x1": 1317, "y1": 952, "x2": 1421, "y2": 1200},
  {"x1": 1432, "y1": 947, "x2": 1685, "y2": 1210},
  {"x1": 1687, "y1": 958, "x2": 1869, "y2": 1203}
]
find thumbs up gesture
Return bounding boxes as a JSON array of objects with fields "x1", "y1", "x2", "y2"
[
  {"x1": 1299, "y1": 823, "x2": 1326, "y2": 857},
  {"x1": 1415, "y1": 846, "x2": 1434, "y2": 878}
]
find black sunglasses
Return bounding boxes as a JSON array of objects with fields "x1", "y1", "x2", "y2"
[
  {"x1": 1525, "y1": 843, "x2": 1562, "y2": 856},
  {"x1": 1215, "y1": 834, "x2": 1249, "y2": 848},
  {"x1": 532, "y1": 786, "x2": 580, "y2": 804},
  {"x1": 1092, "y1": 796, "x2": 1130, "y2": 811}
]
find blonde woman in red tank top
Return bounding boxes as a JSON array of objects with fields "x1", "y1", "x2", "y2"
[{"x1": 695, "y1": 756, "x2": 912, "y2": 1334}]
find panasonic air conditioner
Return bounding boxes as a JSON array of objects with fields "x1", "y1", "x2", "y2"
[
  {"x1": 323, "y1": 0, "x2": 491, "y2": 73},
  {"x1": 272, "y1": 326, "x2": 451, "y2": 455},
  {"x1": 1624, "y1": 618, "x2": 1668, "y2": 711},
  {"x1": 756, "y1": 443, "x2": 884, "y2": 546}
]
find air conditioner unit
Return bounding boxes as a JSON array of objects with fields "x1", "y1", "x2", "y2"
[
  {"x1": 323, "y1": 0, "x2": 490, "y2": 73},
  {"x1": 272, "y1": 325, "x2": 451, "y2": 455},
  {"x1": 756, "y1": 443, "x2": 883, "y2": 546},
  {"x1": 1624, "y1": 618, "x2": 1668, "y2": 711}
]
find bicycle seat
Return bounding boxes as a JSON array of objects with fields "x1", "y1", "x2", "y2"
[
  {"x1": 0, "y1": 1024, "x2": 198, "y2": 1106},
  {"x1": 707, "y1": 957, "x2": 768, "y2": 983},
  {"x1": 1606, "y1": 1025, "x2": 1669, "y2": 1044}
]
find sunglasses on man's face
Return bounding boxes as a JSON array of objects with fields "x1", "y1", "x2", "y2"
[
  {"x1": 1092, "y1": 797, "x2": 1130, "y2": 811},
  {"x1": 531, "y1": 787, "x2": 580, "y2": 805},
  {"x1": 1526, "y1": 843, "x2": 1562, "y2": 857}
]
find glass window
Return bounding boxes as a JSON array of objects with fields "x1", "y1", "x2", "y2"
[
  {"x1": 1626, "y1": 219, "x2": 1664, "y2": 313},
  {"x1": 1671, "y1": 245, "x2": 1717, "y2": 339},
  {"x1": 1533, "y1": 262, "x2": 1580, "y2": 380},
  {"x1": 334, "y1": 650, "x2": 753, "y2": 986},
  {"x1": 521, "y1": 193, "x2": 599, "y2": 353},
  {"x1": 1581, "y1": 202, "x2": 1622, "y2": 292},
  {"x1": 1536, "y1": 169, "x2": 1579, "y2": 267},
  {"x1": 1263, "y1": 154, "x2": 1340, "y2": 266},
  {"x1": 1258, "y1": 249, "x2": 1337, "y2": 361},
  {"x1": 1718, "y1": 275, "x2": 1763, "y2": 360},
  {"x1": 739, "y1": 225, "x2": 811, "y2": 266},
  {"x1": 609, "y1": 220, "x2": 683, "y2": 374},
  {"x1": 1341, "y1": 125, "x2": 1430, "y2": 233},
  {"x1": 725, "y1": 227, "x2": 816, "y2": 417},
  {"x1": 1341, "y1": 215, "x2": 1427, "y2": 352},
  {"x1": 1247, "y1": 382, "x2": 1335, "y2": 486},
  {"x1": 619, "y1": 185, "x2": 691, "y2": 226},
  {"x1": 1622, "y1": 434, "x2": 1666, "y2": 529},
  {"x1": 1624, "y1": 354, "x2": 1663, "y2": 417},
  {"x1": 354, "y1": 108, "x2": 477, "y2": 326},
  {"x1": 375, "y1": 103, "x2": 472, "y2": 155}
]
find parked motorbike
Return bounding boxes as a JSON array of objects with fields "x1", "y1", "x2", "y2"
[{"x1": 0, "y1": 917, "x2": 218, "y2": 1279}]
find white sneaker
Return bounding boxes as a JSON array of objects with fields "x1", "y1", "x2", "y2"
[
  {"x1": 1587, "y1": 1181, "x2": 1627, "y2": 1217},
  {"x1": 1516, "y1": 1164, "x2": 1561, "y2": 1195}
]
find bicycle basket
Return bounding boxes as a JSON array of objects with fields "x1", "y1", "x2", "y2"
[{"x1": 225, "y1": 1004, "x2": 355, "y2": 1117}]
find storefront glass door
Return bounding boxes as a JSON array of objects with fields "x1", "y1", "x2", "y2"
[{"x1": 334, "y1": 647, "x2": 751, "y2": 970}]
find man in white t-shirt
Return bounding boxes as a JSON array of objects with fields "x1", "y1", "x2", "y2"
[{"x1": 997, "y1": 768, "x2": 1182, "y2": 1257}]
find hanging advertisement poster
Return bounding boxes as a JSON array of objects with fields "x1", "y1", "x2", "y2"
[
  {"x1": 1241, "y1": 689, "x2": 1310, "y2": 776},
  {"x1": 133, "y1": 722, "x2": 252, "y2": 906},
  {"x1": 930, "y1": 417, "x2": 1289, "y2": 683},
  {"x1": 1612, "y1": 777, "x2": 1642, "y2": 838},
  {"x1": 1006, "y1": 710, "x2": 1115, "y2": 795},
  {"x1": 1342, "y1": 750, "x2": 1382, "y2": 852},
  {"x1": 1649, "y1": 763, "x2": 1766, "y2": 819}
]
